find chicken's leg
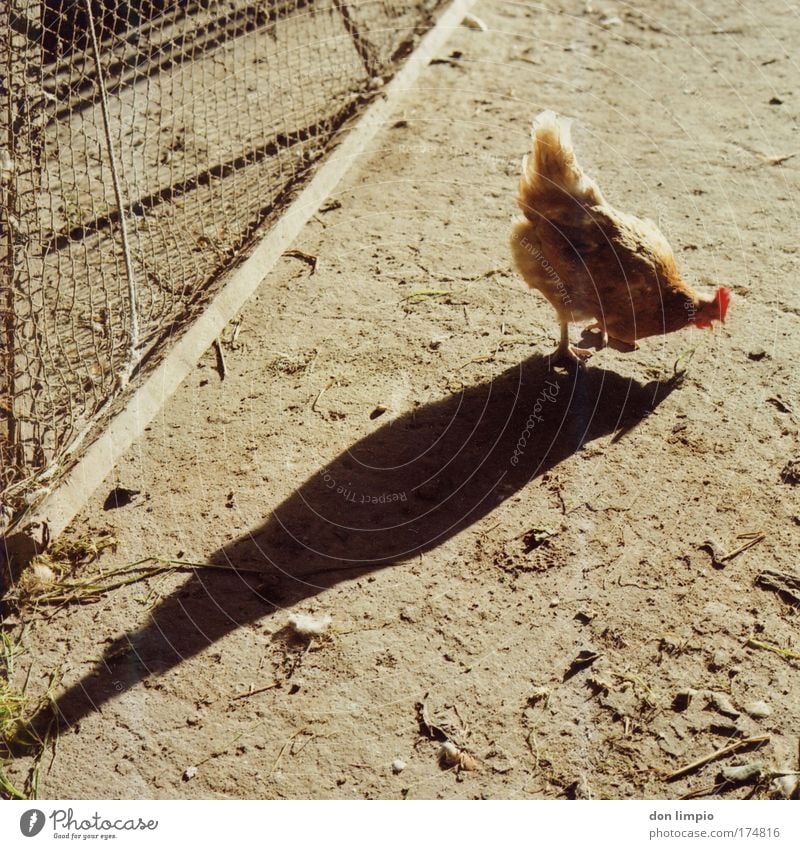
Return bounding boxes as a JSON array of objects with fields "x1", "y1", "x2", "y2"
[{"x1": 548, "y1": 320, "x2": 592, "y2": 368}]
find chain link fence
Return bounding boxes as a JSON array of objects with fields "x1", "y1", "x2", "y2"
[{"x1": 1, "y1": 0, "x2": 444, "y2": 514}]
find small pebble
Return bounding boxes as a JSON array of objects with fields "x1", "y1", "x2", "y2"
[
  {"x1": 182, "y1": 766, "x2": 197, "y2": 781},
  {"x1": 399, "y1": 606, "x2": 417, "y2": 623},
  {"x1": 710, "y1": 649, "x2": 727, "y2": 671},
  {"x1": 392, "y1": 759, "x2": 406, "y2": 774},
  {"x1": 459, "y1": 754, "x2": 479, "y2": 772},
  {"x1": 370, "y1": 404, "x2": 388, "y2": 420},
  {"x1": 462, "y1": 13, "x2": 488, "y2": 31},
  {"x1": 774, "y1": 773, "x2": 799, "y2": 799},
  {"x1": 744, "y1": 700, "x2": 772, "y2": 719},
  {"x1": 720, "y1": 762, "x2": 762, "y2": 783},
  {"x1": 440, "y1": 741, "x2": 460, "y2": 766},
  {"x1": 30, "y1": 562, "x2": 55, "y2": 585},
  {"x1": 747, "y1": 349, "x2": 767, "y2": 361},
  {"x1": 709, "y1": 691, "x2": 740, "y2": 718},
  {"x1": 439, "y1": 741, "x2": 478, "y2": 771}
]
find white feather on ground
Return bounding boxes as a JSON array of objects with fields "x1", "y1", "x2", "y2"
[{"x1": 287, "y1": 612, "x2": 332, "y2": 637}]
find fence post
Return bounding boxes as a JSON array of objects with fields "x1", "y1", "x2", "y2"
[
  {"x1": 2, "y1": 2, "x2": 47, "y2": 490},
  {"x1": 82, "y1": 0, "x2": 140, "y2": 383},
  {"x1": 0, "y1": 4, "x2": 15, "y2": 490},
  {"x1": 332, "y1": 0, "x2": 381, "y2": 78}
]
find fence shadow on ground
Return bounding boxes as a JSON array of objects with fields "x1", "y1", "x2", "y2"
[{"x1": 14, "y1": 353, "x2": 682, "y2": 746}]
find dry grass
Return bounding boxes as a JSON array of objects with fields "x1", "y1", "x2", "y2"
[
  {"x1": 0, "y1": 628, "x2": 58, "y2": 799},
  {"x1": 0, "y1": 528, "x2": 275, "y2": 797}
]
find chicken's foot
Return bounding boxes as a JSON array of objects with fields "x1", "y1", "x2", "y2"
[
  {"x1": 548, "y1": 322, "x2": 592, "y2": 368},
  {"x1": 584, "y1": 321, "x2": 609, "y2": 349}
]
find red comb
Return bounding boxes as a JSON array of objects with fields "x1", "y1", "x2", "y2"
[{"x1": 716, "y1": 287, "x2": 731, "y2": 322}]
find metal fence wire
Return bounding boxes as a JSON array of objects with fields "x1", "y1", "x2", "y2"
[{"x1": 0, "y1": 0, "x2": 444, "y2": 512}]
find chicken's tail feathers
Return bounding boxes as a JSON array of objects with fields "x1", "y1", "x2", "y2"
[{"x1": 518, "y1": 111, "x2": 603, "y2": 221}]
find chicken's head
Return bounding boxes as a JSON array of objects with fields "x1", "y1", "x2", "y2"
[{"x1": 693, "y1": 287, "x2": 731, "y2": 329}]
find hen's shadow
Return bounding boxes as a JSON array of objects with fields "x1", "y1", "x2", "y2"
[{"x1": 20, "y1": 354, "x2": 680, "y2": 742}]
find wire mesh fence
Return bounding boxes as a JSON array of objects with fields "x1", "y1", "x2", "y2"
[{"x1": 1, "y1": 0, "x2": 444, "y2": 514}]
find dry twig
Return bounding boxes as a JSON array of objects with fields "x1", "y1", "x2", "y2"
[
  {"x1": 666, "y1": 735, "x2": 770, "y2": 782},
  {"x1": 230, "y1": 682, "x2": 281, "y2": 701},
  {"x1": 213, "y1": 338, "x2": 226, "y2": 380},
  {"x1": 746, "y1": 635, "x2": 800, "y2": 662}
]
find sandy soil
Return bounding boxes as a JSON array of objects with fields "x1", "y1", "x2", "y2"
[{"x1": 5, "y1": 0, "x2": 800, "y2": 799}]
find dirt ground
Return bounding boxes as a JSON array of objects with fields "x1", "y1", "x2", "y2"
[{"x1": 5, "y1": 0, "x2": 800, "y2": 799}]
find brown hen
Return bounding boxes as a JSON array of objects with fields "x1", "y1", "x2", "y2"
[{"x1": 511, "y1": 111, "x2": 730, "y2": 366}]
